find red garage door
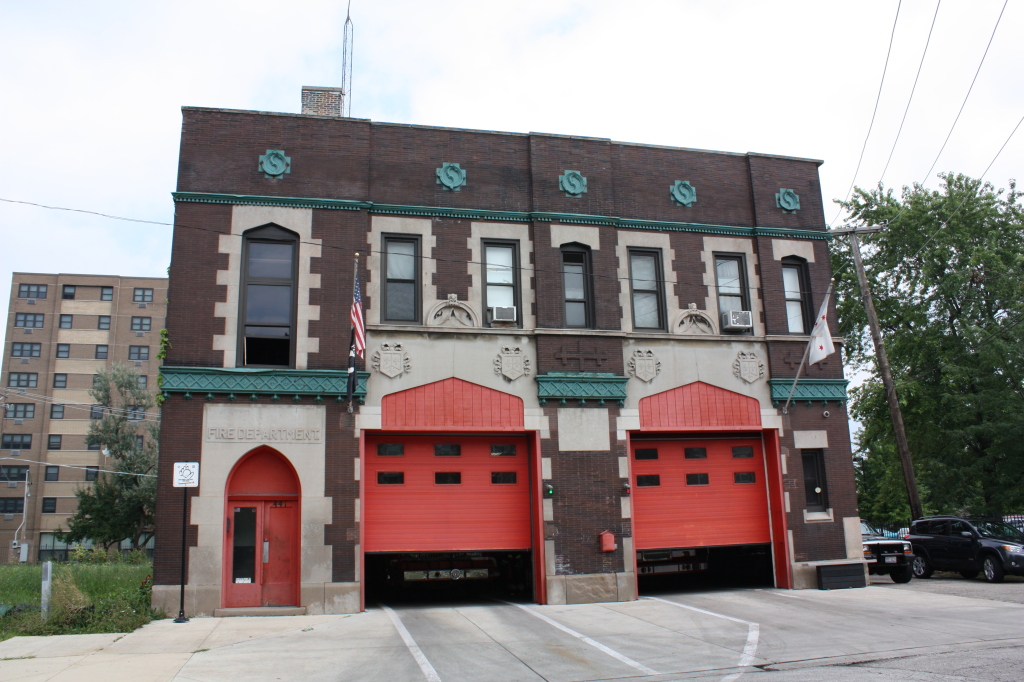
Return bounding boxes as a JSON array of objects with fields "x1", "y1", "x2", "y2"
[
  {"x1": 365, "y1": 435, "x2": 532, "y2": 552},
  {"x1": 632, "y1": 438, "x2": 771, "y2": 550}
]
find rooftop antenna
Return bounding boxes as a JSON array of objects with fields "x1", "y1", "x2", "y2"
[{"x1": 341, "y1": 1, "x2": 354, "y2": 117}]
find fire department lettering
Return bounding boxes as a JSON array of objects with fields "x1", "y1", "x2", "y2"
[{"x1": 206, "y1": 428, "x2": 322, "y2": 443}]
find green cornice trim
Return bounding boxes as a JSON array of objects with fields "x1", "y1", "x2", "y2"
[
  {"x1": 159, "y1": 366, "x2": 369, "y2": 403},
  {"x1": 768, "y1": 378, "x2": 849, "y2": 406},
  {"x1": 536, "y1": 372, "x2": 629, "y2": 406},
  {"x1": 172, "y1": 192, "x2": 830, "y2": 240}
]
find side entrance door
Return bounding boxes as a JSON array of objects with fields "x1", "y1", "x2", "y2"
[{"x1": 225, "y1": 500, "x2": 299, "y2": 607}]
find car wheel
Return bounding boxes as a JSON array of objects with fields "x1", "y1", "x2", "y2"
[
  {"x1": 912, "y1": 554, "x2": 933, "y2": 579},
  {"x1": 959, "y1": 570, "x2": 979, "y2": 580},
  {"x1": 982, "y1": 555, "x2": 1005, "y2": 583},
  {"x1": 891, "y1": 564, "x2": 914, "y2": 583}
]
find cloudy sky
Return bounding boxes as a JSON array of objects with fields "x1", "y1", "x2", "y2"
[{"x1": 1, "y1": 0, "x2": 1022, "y2": 358}]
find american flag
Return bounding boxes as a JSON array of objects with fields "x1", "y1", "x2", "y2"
[{"x1": 350, "y1": 270, "x2": 365, "y2": 358}]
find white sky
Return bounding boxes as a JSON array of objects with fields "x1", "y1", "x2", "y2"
[{"x1": 1, "y1": 0, "x2": 1022, "y2": 367}]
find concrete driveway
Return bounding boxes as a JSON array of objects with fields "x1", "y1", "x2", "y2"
[{"x1": 2, "y1": 585, "x2": 1023, "y2": 681}]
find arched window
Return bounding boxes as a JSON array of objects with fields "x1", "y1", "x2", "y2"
[
  {"x1": 239, "y1": 225, "x2": 298, "y2": 367},
  {"x1": 561, "y1": 243, "x2": 593, "y2": 328}
]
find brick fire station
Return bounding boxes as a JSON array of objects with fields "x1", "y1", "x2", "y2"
[{"x1": 153, "y1": 87, "x2": 860, "y2": 616}]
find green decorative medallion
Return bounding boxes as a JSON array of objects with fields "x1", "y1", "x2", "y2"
[
  {"x1": 775, "y1": 188, "x2": 800, "y2": 214},
  {"x1": 436, "y1": 162, "x2": 467, "y2": 191},
  {"x1": 259, "y1": 150, "x2": 292, "y2": 179},
  {"x1": 670, "y1": 180, "x2": 696, "y2": 207},
  {"x1": 558, "y1": 170, "x2": 588, "y2": 198}
]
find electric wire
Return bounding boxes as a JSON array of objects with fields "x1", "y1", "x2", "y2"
[{"x1": 0, "y1": 457, "x2": 156, "y2": 478}]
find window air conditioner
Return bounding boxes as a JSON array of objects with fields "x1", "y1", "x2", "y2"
[
  {"x1": 491, "y1": 306, "x2": 517, "y2": 322},
  {"x1": 10, "y1": 450, "x2": 20, "y2": 458},
  {"x1": 721, "y1": 310, "x2": 753, "y2": 331}
]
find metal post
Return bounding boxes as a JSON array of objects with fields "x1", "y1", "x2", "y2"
[
  {"x1": 848, "y1": 231, "x2": 924, "y2": 520},
  {"x1": 40, "y1": 560, "x2": 52, "y2": 621},
  {"x1": 174, "y1": 485, "x2": 189, "y2": 623}
]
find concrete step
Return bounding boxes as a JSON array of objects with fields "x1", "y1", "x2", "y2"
[{"x1": 212, "y1": 606, "x2": 308, "y2": 617}]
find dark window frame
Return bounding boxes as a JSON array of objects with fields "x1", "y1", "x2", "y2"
[
  {"x1": 133, "y1": 288, "x2": 154, "y2": 303},
  {"x1": 381, "y1": 234, "x2": 422, "y2": 323},
  {"x1": 17, "y1": 284, "x2": 47, "y2": 299},
  {"x1": 56, "y1": 344, "x2": 70, "y2": 358},
  {"x1": 14, "y1": 313, "x2": 44, "y2": 328},
  {"x1": 47, "y1": 435, "x2": 62, "y2": 450},
  {"x1": 1, "y1": 465, "x2": 29, "y2": 481},
  {"x1": 50, "y1": 404, "x2": 64, "y2": 419},
  {"x1": 2, "y1": 434, "x2": 32, "y2": 450},
  {"x1": 802, "y1": 448, "x2": 829, "y2": 512},
  {"x1": 95, "y1": 345, "x2": 108, "y2": 359},
  {"x1": 561, "y1": 243, "x2": 595, "y2": 329},
  {"x1": 0, "y1": 497, "x2": 25, "y2": 513},
  {"x1": 101, "y1": 287, "x2": 113, "y2": 301},
  {"x1": 4, "y1": 404, "x2": 35, "y2": 419},
  {"x1": 434, "y1": 472, "x2": 462, "y2": 485},
  {"x1": 9, "y1": 373, "x2": 39, "y2": 388},
  {"x1": 636, "y1": 474, "x2": 661, "y2": 487},
  {"x1": 44, "y1": 466, "x2": 59, "y2": 482},
  {"x1": 12, "y1": 342, "x2": 41, "y2": 358},
  {"x1": 41, "y1": 498, "x2": 57, "y2": 514},
  {"x1": 97, "y1": 315, "x2": 111, "y2": 330},
  {"x1": 781, "y1": 257, "x2": 812, "y2": 335},
  {"x1": 734, "y1": 472, "x2": 756, "y2": 484},
  {"x1": 628, "y1": 248, "x2": 667, "y2": 331},
  {"x1": 137, "y1": 376, "x2": 148, "y2": 389},
  {"x1": 59, "y1": 314, "x2": 73, "y2": 329},
  {"x1": 634, "y1": 448, "x2": 659, "y2": 460},
  {"x1": 128, "y1": 346, "x2": 149, "y2": 361},
  {"x1": 85, "y1": 466, "x2": 99, "y2": 482},
  {"x1": 482, "y1": 239, "x2": 522, "y2": 327},
  {"x1": 53, "y1": 374, "x2": 67, "y2": 388},
  {"x1": 131, "y1": 316, "x2": 152, "y2": 332},
  {"x1": 491, "y1": 472, "x2": 518, "y2": 485},
  {"x1": 686, "y1": 473, "x2": 710, "y2": 486},
  {"x1": 62, "y1": 285, "x2": 76, "y2": 300},
  {"x1": 714, "y1": 253, "x2": 751, "y2": 334},
  {"x1": 238, "y1": 225, "x2": 299, "y2": 368},
  {"x1": 90, "y1": 405, "x2": 105, "y2": 420},
  {"x1": 377, "y1": 472, "x2": 404, "y2": 485}
]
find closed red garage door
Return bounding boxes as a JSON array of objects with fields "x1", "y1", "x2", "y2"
[
  {"x1": 365, "y1": 435, "x2": 532, "y2": 552},
  {"x1": 632, "y1": 438, "x2": 770, "y2": 550}
]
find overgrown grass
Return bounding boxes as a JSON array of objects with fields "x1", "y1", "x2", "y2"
[{"x1": 0, "y1": 562, "x2": 162, "y2": 641}]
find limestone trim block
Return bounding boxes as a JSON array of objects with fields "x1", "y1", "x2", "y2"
[
  {"x1": 366, "y1": 216, "x2": 436, "y2": 326},
  {"x1": 701, "y1": 236, "x2": 765, "y2": 337},
  {"x1": 469, "y1": 221, "x2": 536, "y2": 330},
  {"x1": 615, "y1": 230, "x2": 679, "y2": 333},
  {"x1": 557, "y1": 408, "x2": 610, "y2": 452}
]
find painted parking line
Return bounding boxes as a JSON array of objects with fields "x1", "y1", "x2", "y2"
[
  {"x1": 643, "y1": 596, "x2": 759, "y2": 681},
  {"x1": 499, "y1": 600, "x2": 659, "y2": 676},
  {"x1": 380, "y1": 604, "x2": 442, "y2": 682}
]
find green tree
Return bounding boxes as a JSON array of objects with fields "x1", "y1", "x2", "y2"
[
  {"x1": 835, "y1": 173, "x2": 1024, "y2": 522},
  {"x1": 57, "y1": 364, "x2": 158, "y2": 550}
]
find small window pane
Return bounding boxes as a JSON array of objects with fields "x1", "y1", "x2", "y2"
[
  {"x1": 386, "y1": 240, "x2": 416, "y2": 280},
  {"x1": 634, "y1": 449, "x2": 658, "y2": 460},
  {"x1": 133, "y1": 288, "x2": 153, "y2": 302},
  {"x1": 716, "y1": 259, "x2": 741, "y2": 295},
  {"x1": 385, "y1": 282, "x2": 416, "y2": 321},
  {"x1": 434, "y1": 444, "x2": 461, "y2": 457},
  {"x1": 62, "y1": 286, "x2": 76, "y2": 300},
  {"x1": 630, "y1": 254, "x2": 657, "y2": 289},
  {"x1": 42, "y1": 498, "x2": 57, "y2": 514},
  {"x1": 53, "y1": 374, "x2": 67, "y2": 388},
  {"x1": 782, "y1": 268, "x2": 802, "y2": 299},
  {"x1": 248, "y1": 242, "x2": 294, "y2": 279},
  {"x1": 485, "y1": 246, "x2": 514, "y2": 284},
  {"x1": 245, "y1": 285, "x2": 292, "y2": 325},
  {"x1": 95, "y1": 345, "x2": 108, "y2": 359},
  {"x1": 637, "y1": 474, "x2": 661, "y2": 487},
  {"x1": 377, "y1": 472, "x2": 404, "y2": 484},
  {"x1": 735, "y1": 472, "x2": 756, "y2": 484},
  {"x1": 56, "y1": 344, "x2": 70, "y2": 358},
  {"x1": 90, "y1": 405, "x2": 104, "y2": 420},
  {"x1": 633, "y1": 292, "x2": 660, "y2": 328},
  {"x1": 732, "y1": 446, "x2": 754, "y2": 458},
  {"x1": 435, "y1": 472, "x2": 461, "y2": 485},
  {"x1": 563, "y1": 264, "x2": 585, "y2": 300},
  {"x1": 12, "y1": 343, "x2": 41, "y2": 357},
  {"x1": 45, "y1": 466, "x2": 59, "y2": 482},
  {"x1": 47, "y1": 435, "x2": 62, "y2": 450},
  {"x1": 137, "y1": 376, "x2": 148, "y2": 389},
  {"x1": 131, "y1": 317, "x2": 152, "y2": 331},
  {"x1": 491, "y1": 472, "x2": 517, "y2": 484},
  {"x1": 98, "y1": 316, "x2": 111, "y2": 330},
  {"x1": 487, "y1": 285, "x2": 515, "y2": 308},
  {"x1": 101, "y1": 287, "x2": 113, "y2": 301},
  {"x1": 85, "y1": 466, "x2": 99, "y2": 482},
  {"x1": 129, "y1": 346, "x2": 149, "y2": 360},
  {"x1": 686, "y1": 473, "x2": 709, "y2": 485},
  {"x1": 565, "y1": 301, "x2": 587, "y2": 327},
  {"x1": 377, "y1": 444, "x2": 404, "y2": 457},
  {"x1": 491, "y1": 444, "x2": 517, "y2": 456},
  {"x1": 684, "y1": 447, "x2": 707, "y2": 459},
  {"x1": 59, "y1": 315, "x2": 73, "y2": 329},
  {"x1": 50, "y1": 405, "x2": 65, "y2": 419},
  {"x1": 786, "y1": 300, "x2": 805, "y2": 334}
]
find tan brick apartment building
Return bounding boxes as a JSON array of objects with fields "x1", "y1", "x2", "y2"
[{"x1": 1, "y1": 273, "x2": 166, "y2": 562}]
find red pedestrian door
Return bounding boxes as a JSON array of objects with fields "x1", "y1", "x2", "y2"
[{"x1": 223, "y1": 447, "x2": 300, "y2": 608}]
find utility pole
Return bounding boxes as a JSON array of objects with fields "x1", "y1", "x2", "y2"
[{"x1": 832, "y1": 225, "x2": 924, "y2": 520}]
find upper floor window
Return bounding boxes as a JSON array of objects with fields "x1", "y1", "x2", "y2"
[
  {"x1": 101, "y1": 287, "x2": 113, "y2": 301},
  {"x1": 62, "y1": 285, "x2": 76, "y2": 300},
  {"x1": 629, "y1": 249, "x2": 666, "y2": 330},
  {"x1": 715, "y1": 255, "x2": 748, "y2": 316},
  {"x1": 1, "y1": 465, "x2": 29, "y2": 481},
  {"x1": 17, "y1": 284, "x2": 47, "y2": 299},
  {"x1": 382, "y1": 235, "x2": 420, "y2": 323},
  {"x1": 56, "y1": 344, "x2": 70, "y2": 358},
  {"x1": 782, "y1": 258, "x2": 811, "y2": 334},
  {"x1": 59, "y1": 314, "x2": 73, "y2": 329},
  {"x1": 50, "y1": 404, "x2": 64, "y2": 419},
  {"x1": 1, "y1": 435, "x2": 32, "y2": 451},
  {"x1": 4, "y1": 404, "x2": 34, "y2": 419},
  {"x1": 133, "y1": 288, "x2": 153, "y2": 303},
  {"x1": 131, "y1": 317, "x2": 151, "y2": 332},
  {"x1": 484, "y1": 241, "x2": 519, "y2": 325},
  {"x1": 562, "y1": 245, "x2": 593, "y2": 328},
  {"x1": 240, "y1": 225, "x2": 297, "y2": 367},
  {"x1": 98, "y1": 315, "x2": 111, "y2": 330},
  {"x1": 15, "y1": 313, "x2": 44, "y2": 328},
  {"x1": 8, "y1": 373, "x2": 38, "y2": 388},
  {"x1": 12, "y1": 343, "x2": 40, "y2": 357},
  {"x1": 129, "y1": 346, "x2": 149, "y2": 361}
]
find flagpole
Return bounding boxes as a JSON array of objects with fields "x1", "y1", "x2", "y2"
[
  {"x1": 347, "y1": 253, "x2": 360, "y2": 414},
  {"x1": 782, "y1": 280, "x2": 833, "y2": 414}
]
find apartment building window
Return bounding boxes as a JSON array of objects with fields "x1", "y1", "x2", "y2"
[
  {"x1": 131, "y1": 317, "x2": 151, "y2": 332},
  {"x1": 53, "y1": 374, "x2": 67, "y2": 388},
  {"x1": 90, "y1": 405, "x2": 105, "y2": 420},
  {"x1": 85, "y1": 466, "x2": 99, "y2": 482},
  {"x1": 12, "y1": 343, "x2": 41, "y2": 357},
  {"x1": 133, "y1": 288, "x2": 154, "y2": 303},
  {"x1": 562, "y1": 245, "x2": 593, "y2": 328},
  {"x1": 9, "y1": 373, "x2": 38, "y2": 388},
  {"x1": 101, "y1": 286, "x2": 114, "y2": 301},
  {"x1": 715, "y1": 255, "x2": 748, "y2": 317},
  {"x1": 50, "y1": 405, "x2": 64, "y2": 419},
  {"x1": 56, "y1": 344, "x2": 70, "y2": 358},
  {"x1": 95, "y1": 345, "x2": 108, "y2": 359},
  {"x1": 4, "y1": 404, "x2": 35, "y2": 419},
  {"x1": 137, "y1": 376, "x2": 148, "y2": 389},
  {"x1": 2, "y1": 435, "x2": 32, "y2": 450},
  {"x1": 127, "y1": 406, "x2": 144, "y2": 421},
  {"x1": 802, "y1": 449, "x2": 829, "y2": 512},
  {"x1": 45, "y1": 466, "x2": 59, "y2": 482},
  {"x1": 483, "y1": 241, "x2": 519, "y2": 325},
  {"x1": 88, "y1": 442, "x2": 101, "y2": 451},
  {"x1": 62, "y1": 285, "x2": 76, "y2": 300},
  {"x1": 41, "y1": 498, "x2": 57, "y2": 514},
  {"x1": 47, "y1": 435, "x2": 62, "y2": 450},
  {"x1": 98, "y1": 316, "x2": 111, "y2": 330},
  {"x1": 0, "y1": 498, "x2": 24, "y2": 514},
  {"x1": 136, "y1": 435, "x2": 145, "y2": 450},
  {"x1": 1, "y1": 466, "x2": 28, "y2": 482},
  {"x1": 129, "y1": 346, "x2": 149, "y2": 361},
  {"x1": 382, "y1": 235, "x2": 420, "y2": 323},
  {"x1": 17, "y1": 284, "x2": 47, "y2": 299},
  {"x1": 240, "y1": 225, "x2": 297, "y2": 367},
  {"x1": 15, "y1": 313, "x2": 44, "y2": 328},
  {"x1": 782, "y1": 258, "x2": 811, "y2": 334},
  {"x1": 59, "y1": 314, "x2": 73, "y2": 329},
  {"x1": 628, "y1": 249, "x2": 666, "y2": 330}
]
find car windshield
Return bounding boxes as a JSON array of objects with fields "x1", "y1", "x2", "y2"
[
  {"x1": 973, "y1": 520, "x2": 1024, "y2": 543},
  {"x1": 861, "y1": 521, "x2": 879, "y2": 536}
]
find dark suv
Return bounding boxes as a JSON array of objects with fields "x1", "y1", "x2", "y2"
[
  {"x1": 906, "y1": 516, "x2": 1024, "y2": 583},
  {"x1": 861, "y1": 521, "x2": 914, "y2": 583}
]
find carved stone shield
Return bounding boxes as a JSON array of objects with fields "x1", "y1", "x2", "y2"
[
  {"x1": 733, "y1": 351, "x2": 764, "y2": 384},
  {"x1": 628, "y1": 349, "x2": 661, "y2": 383},
  {"x1": 373, "y1": 343, "x2": 411, "y2": 378},
  {"x1": 495, "y1": 346, "x2": 530, "y2": 382}
]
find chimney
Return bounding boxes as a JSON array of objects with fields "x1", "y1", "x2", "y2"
[{"x1": 301, "y1": 86, "x2": 344, "y2": 117}]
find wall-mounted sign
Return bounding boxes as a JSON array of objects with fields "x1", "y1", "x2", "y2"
[{"x1": 173, "y1": 462, "x2": 200, "y2": 488}]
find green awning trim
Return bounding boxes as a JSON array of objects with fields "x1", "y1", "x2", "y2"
[
  {"x1": 768, "y1": 378, "x2": 849, "y2": 406},
  {"x1": 159, "y1": 366, "x2": 369, "y2": 403},
  {"x1": 536, "y1": 372, "x2": 629, "y2": 406}
]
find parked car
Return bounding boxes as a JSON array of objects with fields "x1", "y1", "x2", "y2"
[
  {"x1": 861, "y1": 521, "x2": 914, "y2": 583},
  {"x1": 905, "y1": 516, "x2": 1024, "y2": 583}
]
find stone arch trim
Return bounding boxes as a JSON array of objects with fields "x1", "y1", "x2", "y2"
[
  {"x1": 639, "y1": 381, "x2": 762, "y2": 431},
  {"x1": 381, "y1": 377, "x2": 524, "y2": 431}
]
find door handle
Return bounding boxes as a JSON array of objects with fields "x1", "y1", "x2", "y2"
[{"x1": 263, "y1": 540, "x2": 269, "y2": 564}]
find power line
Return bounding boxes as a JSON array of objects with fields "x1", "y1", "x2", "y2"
[{"x1": 0, "y1": 457, "x2": 156, "y2": 478}]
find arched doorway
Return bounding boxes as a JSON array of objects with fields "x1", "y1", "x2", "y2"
[{"x1": 223, "y1": 446, "x2": 301, "y2": 608}]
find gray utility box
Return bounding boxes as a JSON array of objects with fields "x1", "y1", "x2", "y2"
[{"x1": 817, "y1": 563, "x2": 866, "y2": 590}]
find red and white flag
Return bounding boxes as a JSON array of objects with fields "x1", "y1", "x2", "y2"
[{"x1": 808, "y1": 292, "x2": 835, "y2": 365}]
